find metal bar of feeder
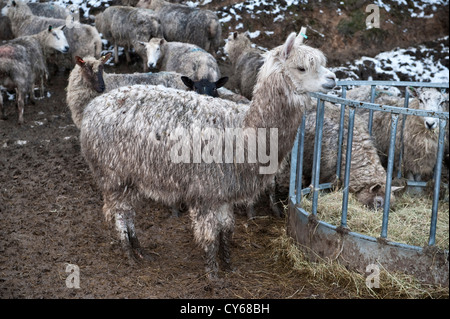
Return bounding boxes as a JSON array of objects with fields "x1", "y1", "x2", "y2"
[
  {"x1": 428, "y1": 119, "x2": 447, "y2": 246},
  {"x1": 381, "y1": 113, "x2": 400, "y2": 239},
  {"x1": 340, "y1": 107, "x2": 356, "y2": 228},
  {"x1": 336, "y1": 86, "x2": 347, "y2": 180},
  {"x1": 296, "y1": 114, "x2": 306, "y2": 205},
  {"x1": 311, "y1": 99, "x2": 325, "y2": 216}
]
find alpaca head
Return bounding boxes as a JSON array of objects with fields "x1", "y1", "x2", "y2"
[
  {"x1": 259, "y1": 32, "x2": 336, "y2": 94},
  {"x1": 409, "y1": 87, "x2": 448, "y2": 131},
  {"x1": 74, "y1": 53, "x2": 112, "y2": 93}
]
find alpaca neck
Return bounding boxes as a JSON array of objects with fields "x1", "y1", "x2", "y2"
[{"x1": 243, "y1": 66, "x2": 308, "y2": 162}]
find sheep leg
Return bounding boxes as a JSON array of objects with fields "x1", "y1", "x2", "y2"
[
  {"x1": 125, "y1": 45, "x2": 131, "y2": 64},
  {"x1": 0, "y1": 93, "x2": 6, "y2": 120},
  {"x1": 16, "y1": 90, "x2": 25, "y2": 125},
  {"x1": 114, "y1": 44, "x2": 119, "y2": 64}
]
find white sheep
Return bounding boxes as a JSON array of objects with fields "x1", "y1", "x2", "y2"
[
  {"x1": 224, "y1": 32, "x2": 265, "y2": 100},
  {"x1": 143, "y1": 37, "x2": 221, "y2": 81},
  {"x1": 94, "y1": 5, "x2": 163, "y2": 71},
  {"x1": 371, "y1": 87, "x2": 449, "y2": 195},
  {"x1": 136, "y1": 0, "x2": 222, "y2": 55},
  {"x1": 0, "y1": 25, "x2": 69, "y2": 124},
  {"x1": 2, "y1": 0, "x2": 102, "y2": 69}
]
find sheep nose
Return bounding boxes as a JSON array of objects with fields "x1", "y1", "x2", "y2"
[{"x1": 374, "y1": 197, "x2": 384, "y2": 209}]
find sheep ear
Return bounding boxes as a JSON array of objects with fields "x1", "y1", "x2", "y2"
[
  {"x1": 181, "y1": 76, "x2": 194, "y2": 90},
  {"x1": 369, "y1": 184, "x2": 382, "y2": 193},
  {"x1": 281, "y1": 32, "x2": 296, "y2": 61},
  {"x1": 159, "y1": 38, "x2": 165, "y2": 45},
  {"x1": 101, "y1": 52, "x2": 112, "y2": 64},
  {"x1": 75, "y1": 56, "x2": 86, "y2": 67},
  {"x1": 138, "y1": 41, "x2": 146, "y2": 46},
  {"x1": 391, "y1": 186, "x2": 404, "y2": 193},
  {"x1": 215, "y1": 77, "x2": 228, "y2": 89}
]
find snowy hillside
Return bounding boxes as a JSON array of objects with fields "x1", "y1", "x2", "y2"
[{"x1": 20, "y1": 0, "x2": 450, "y2": 83}]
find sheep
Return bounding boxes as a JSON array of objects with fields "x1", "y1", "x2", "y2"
[
  {"x1": 224, "y1": 32, "x2": 265, "y2": 100},
  {"x1": 136, "y1": 0, "x2": 221, "y2": 55},
  {"x1": 66, "y1": 53, "x2": 191, "y2": 129},
  {"x1": 0, "y1": 0, "x2": 14, "y2": 40},
  {"x1": 2, "y1": 0, "x2": 102, "y2": 69},
  {"x1": 143, "y1": 38, "x2": 221, "y2": 82},
  {"x1": 371, "y1": 87, "x2": 449, "y2": 195},
  {"x1": 78, "y1": 32, "x2": 336, "y2": 279},
  {"x1": 301, "y1": 103, "x2": 403, "y2": 209},
  {"x1": 0, "y1": 25, "x2": 69, "y2": 124},
  {"x1": 181, "y1": 76, "x2": 229, "y2": 98},
  {"x1": 94, "y1": 5, "x2": 163, "y2": 71},
  {"x1": 67, "y1": 55, "x2": 239, "y2": 129},
  {"x1": 27, "y1": 2, "x2": 69, "y2": 19}
]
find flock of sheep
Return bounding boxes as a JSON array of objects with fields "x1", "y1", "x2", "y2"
[{"x1": 0, "y1": 0, "x2": 448, "y2": 281}]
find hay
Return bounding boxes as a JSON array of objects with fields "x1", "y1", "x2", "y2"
[
  {"x1": 270, "y1": 227, "x2": 449, "y2": 299},
  {"x1": 299, "y1": 190, "x2": 449, "y2": 250}
]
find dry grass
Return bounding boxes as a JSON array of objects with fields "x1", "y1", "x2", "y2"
[
  {"x1": 299, "y1": 190, "x2": 449, "y2": 250},
  {"x1": 270, "y1": 226, "x2": 449, "y2": 299}
]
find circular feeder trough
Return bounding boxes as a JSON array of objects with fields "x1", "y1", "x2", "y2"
[{"x1": 286, "y1": 81, "x2": 449, "y2": 287}]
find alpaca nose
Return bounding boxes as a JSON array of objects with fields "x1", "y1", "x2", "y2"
[{"x1": 426, "y1": 120, "x2": 436, "y2": 130}]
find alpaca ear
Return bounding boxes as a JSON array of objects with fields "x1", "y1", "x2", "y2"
[{"x1": 281, "y1": 32, "x2": 297, "y2": 61}]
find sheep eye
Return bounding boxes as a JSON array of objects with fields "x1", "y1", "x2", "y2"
[{"x1": 298, "y1": 67, "x2": 306, "y2": 72}]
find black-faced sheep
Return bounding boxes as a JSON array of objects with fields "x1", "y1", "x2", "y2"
[
  {"x1": 0, "y1": 25, "x2": 69, "y2": 124},
  {"x1": 78, "y1": 32, "x2": 336, "y2": 279}
]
